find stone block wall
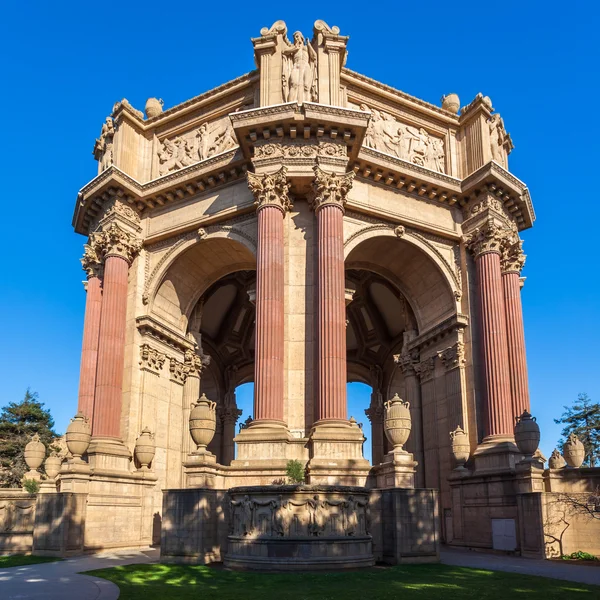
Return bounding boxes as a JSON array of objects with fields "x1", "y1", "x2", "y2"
[{"x1": 0, "y1": 491, "x2": 36, "y2": 554}]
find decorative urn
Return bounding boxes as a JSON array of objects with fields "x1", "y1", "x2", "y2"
[
  {"x1": 135, "y1": 427, "x2": 155, "y2": 470},
  {"x1": 450, "y1": 426, "x2": 470, "y2": 469},
  {"x1": 44, "y1": 454, "x2": 62, "y2": 480},
  {"x1": 24, "y1": 434, "x2": 46, "y2": 471},
  {"x1": 383, "y1": 394, "x2": 411, "y2": 451},
  {"x1": 144, "y1": 97, "x2": 163, "y2": 119},
  {"x1": 441, "y1": 93, "x2": 460, "y2": 113},
  {"x1": 189, "y1": 394, "x2": 217, "y2": 451},
  {"x1": 514, "y1": 410, "x2": 540, "y2": 458},
  {"x1": 65, "y1": 412, "x2": 91, "y2": 461},
  {"x1": 549, "y1": 449, "x2": 566, "y2": 469},
  {"x1": 563, "y1": 433, "x2": 585, "y2": 468}
]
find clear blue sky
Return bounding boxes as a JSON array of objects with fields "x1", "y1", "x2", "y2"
[{"x1": 1, "y1": 1, "x2": 598, "y2": 462}]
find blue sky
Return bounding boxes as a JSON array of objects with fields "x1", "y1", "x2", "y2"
[{"x1": 0, "y1": 1, "x2": 598, "y2": 463}]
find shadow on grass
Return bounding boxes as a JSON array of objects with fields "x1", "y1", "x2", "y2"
[
  {"x1": 84, "y1": 563, "x2": 600, "y2": 600},
  {"x1": 0, "y1": 555, "x2": 62, "y2": 568}
]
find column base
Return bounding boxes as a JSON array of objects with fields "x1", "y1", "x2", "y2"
[
  {"x1": 59, "y1": 460, "x2": 91, "y2": 494},
  {"x1": 232, "y1": 420, "x2": 293, "y2": 463},
  {"x1": 472, "y1": 436, "x2": 522, "y2": 474},
  {"x1": 183, "y1": 451, "x2": 219, "y2": 488},
  {"x1": 307, "y1": 420, "x2": 371, "y2": 485},
  {"x1": 87, "y1": 436, "x2": 132, "y2": 472},
  {"x1": 372, "y1": 449, "x2": 418, "y2": 489},
  {"x1": 38, "y1": 479, "x2": 59, "y2": 494}
]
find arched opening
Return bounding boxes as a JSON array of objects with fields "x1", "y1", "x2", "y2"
[
  {"x1": 347, "y1": 381, "x2": 373, "y2": 464},
  {"x1": 234, "y1": 382, "x2": 254, "y2": 459}
]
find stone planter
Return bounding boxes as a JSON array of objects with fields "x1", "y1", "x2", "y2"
[
  {"x1": 145, "y1": 97, "x2": 163, "y2": 119},
  {"x1": 563, "y1": 433, "x2": 585, "y2": 467},
  {"x1": 450, "y1": 426, "x2": 470, "y2": 469},
  {"x1": 383, "y1": 394, "x2": 411, "y2": 451},
  {"x1": 65, "y1": 412, "x2": 91, "y2": 461},
  {"x1": 24, "y1": 434, "x2": 46, "y2": 471},
  {"x1": 135, "y1": 427, "x2": 155, "y2": 470},
  {"x1": 549, "y1": 449, "x2": 566, "y2": 469},
  {"x1": 44, "y1": 455, "x2": 62, "y2": 480},
  {"x1": 514, "y1": 410, "x2": 540, "y2": 457},
  {"x1": 441, "y1": 93, "x2": 460, "y2": 113},
  {"x1": 189, "y1": 394, "x2": 217, "y2": 451}
]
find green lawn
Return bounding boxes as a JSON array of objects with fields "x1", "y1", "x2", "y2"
[
  {"x1": 0, "y1": 554, "x2": 61, "y2": 568},
  {"x1": 85, "y1": 563, "x2": 600, "y2": 600}
]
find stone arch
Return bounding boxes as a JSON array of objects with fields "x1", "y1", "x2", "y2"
[
  {"x1": 149, "y1": 234, "x2": 256, "y2": 332},
  {"x1": 345, "y1": 230, "x2": 457, "y2": 332}
]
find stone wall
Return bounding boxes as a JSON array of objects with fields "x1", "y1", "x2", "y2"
[{"x1": 0, "y1": 491, "x2": 36, "y2": 554}]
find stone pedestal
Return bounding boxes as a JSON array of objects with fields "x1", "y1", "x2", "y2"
[
  {"x1": 373, "y1": 450, "x2": 418, "y2": 489},
  {"x1": 183, "y1": 451, "x2": 219, "y2": 488},
  {"x1": 472, "y1": 438, "x2": 522, "y2": 473}
]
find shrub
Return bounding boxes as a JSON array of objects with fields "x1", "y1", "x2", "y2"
[
  {"x1": 23, "y1": 479, "x2": 40, "y2": 494},
  {"x1": 285, "y1": 459, "x2": 305, "y2": 484},
  {"x1": 562, "y1": 551, "x2": 598, "y2": 561}
]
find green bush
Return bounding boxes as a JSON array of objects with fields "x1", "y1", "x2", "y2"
[
  {"x1": 285, "y1": 459, "x2": 305, "y2": 484},
  {"x1": 22, "y1": 478, "x2": 40, "y2": 494},
  {"x1": 562, "y1": 551, "x2": 598, "y2": 561}
]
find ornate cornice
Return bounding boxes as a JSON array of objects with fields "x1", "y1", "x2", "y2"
[
  {"x1": 310, "y1": 166, "x2": 354, "y2": 213},
  {"x1": 437, "y1": 342, "x2": 465, "y2": 372},
  {"x1": 463, "y1": 219, "x2": 516, "y2": 259},
  {"x1": 247, "y1": 166, "x2": 291, "y2": 213},
  {"x1": 91, "y1": 222, "x2": 142, "y2": 264}
]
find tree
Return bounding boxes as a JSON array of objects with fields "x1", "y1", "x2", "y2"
[
  {"x1": 555, "y1": 393, "x2": 600, "y2": 467},
  {"x1": 0, "y1": 389, "x2": 60, "y2": 487}
]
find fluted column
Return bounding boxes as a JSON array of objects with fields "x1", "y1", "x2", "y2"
[
  {"x1": 77, "y1": 245, "x2": 103, "y2": 421},
  {"x1": 311, "y1": 167, "x2": 354, "y2": 423},
  {"x1": 465, "y1": 221, "x2": 513, "y2": 439},
  {"x1": 247, "y1": 167, "x2": 290, "y2": 424},
  {"x1": 502, "y1": 240, "x2": 530, "y2": 422},
  {"x1": 92, "y1": 223, "x2": 141, "y2": 438}
]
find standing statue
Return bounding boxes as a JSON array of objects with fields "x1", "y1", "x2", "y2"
[
  {"x1": 196, "y1": 123, "x2": 210, "y2": 161},
  {"x1": 231, "y1": 495, "x2": 255, "y2": 536},
  {"x1": 283, "y1": 32, "x2": 317, "y2": 104},
  {"x1": 307, "y1": 494, "x2": 327, "y2": 536},
  {"x1": 488, "y1": 113, "x2": 507, "y2": 167}
]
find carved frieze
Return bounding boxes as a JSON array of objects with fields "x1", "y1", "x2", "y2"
[
  {"x1": 359, "y1": 103, "x2": 445, "y2": 173},
  {"x1": 437, "y1": 342, "x2": 465, "y2": 371},
  {"x1": 247, "y1": 167, "x2": 291, "y2": 213},
  {"x1": 310, "y1": 166, "x2": 354, "y2": 213},
  {"x1": 0, "y1": 499, "x2": 35, "y2": 533},
  {"x1": 139, "y1": 344, "x2": 166, "y2": 374},
  {"x1": 253, "y1": 140, "x2": 347, "y2": 160},
  {"x1": 157, "y1": 117, "x2": 238, "y2": 176}
]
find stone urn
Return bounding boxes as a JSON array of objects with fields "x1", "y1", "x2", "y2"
[
  {"x1": 44, "y1": 454, "x2": 62, "y2": 480},
  {"x1": 514, "y1": 410, "x2": 540, "y2": 458},
  {"x1": 144, "y1": 97, "x2": 163, "y2": 119},
  {"x1": 441, "y1": 93, "x2": 460, "y2": 113},
  {"x1": 549, "y1": 449, "x2": 566, "y2": 469},
  {"x1": 450, "y1": 426, "x2": 470, "y2": 470},
  {"x1": 135, "y1": 427, "x2": 155, "y2": 470},
  {"x1": 383, "y1": 394, "x2": 411, "y2": 451},
  {"x1": 563, "y1": 433, "x2": 585, "y2": 467},
  {"x1": 189, "y1": 394, "x2": 217, "y2": 451},
  {"x1": 24, "y1": 434, "x2": 46, "y2": 472},
  {"x1": 65, "y1": 412, "x2": 91, "y2": 461}
]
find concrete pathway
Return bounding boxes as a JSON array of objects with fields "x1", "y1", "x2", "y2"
[
  {"x1": 0, "y1": 547, "x2": 158, "y2": 600},
  {"x1": 441, "y1": 546, "x2": 600, "y2": 587}
]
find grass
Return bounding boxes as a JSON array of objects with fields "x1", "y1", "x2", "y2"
[
  {"x1": 85, "y1": 563, "x2": 600, "y2": 599},
  {"x1": 0, "y1": 554, "x2": 61, "y2": 568}
]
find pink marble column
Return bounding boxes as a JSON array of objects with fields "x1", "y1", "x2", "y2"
[
  {"x1": 312, "y1": 167, "x2": 355, "y2": 423},
  {"x1": 92, "y1": 224, "x2": 141, "y2": 438},
  {"x1": 502, "y1": 244, "x2": 530, "y2": 421},
  {"x1": 247, "y1": 168, "x2": 289, "y2": 424},
  {"x1": 77, "y1": 272, "x2": 102, "y2": 422}
]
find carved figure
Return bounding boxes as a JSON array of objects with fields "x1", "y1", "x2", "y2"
[
  {"x1": 344, "y1": 495, "x2": 368, "y2": 536},
  {"x1": 283, "y1": 32, "x2": 317, "y2": 104},
  {"x1": 95, "y1": 117, "x2": 115, "y2": 171},
  {"x1": 231, "y1": 495, "x2": 255, "y2": 535},
  {"x1": 489, "y1": 113, "x2": 506, "y2": 167},
  {"x1": 307, "y1": 494, "x2": 326, "y2": 536},
  {"x1": 196, "y1": 123, "x2": 210, "y2": 160},
  {"x1": 271, "y1": 495, "x2": 290, "y2": 536}
]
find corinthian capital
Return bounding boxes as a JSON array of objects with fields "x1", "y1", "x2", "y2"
[
  {"x1": 310, "y1": 166, "x2": 354, "y2": 213},
  {"x1": 81, "y1": 243, "x2": 102, "y2": 279},
  {"x1": 247, "y1": 166, "x2": 291, "y2": 213},
  {"x1": 183, "y1": 348, "x2": 210, "y2": 378},
  {"x1": 437, "y1": 342, "x2": 466, "y2": 371},
  {"x1": 501, "y1": 238, "x2": 526, "y2": 274},
  {"x1": 92, "y1": 222, "x2": 142, "y2": 264},
  {"x1": 463, "y1": 219, "x2": 514, "y2": 259}
]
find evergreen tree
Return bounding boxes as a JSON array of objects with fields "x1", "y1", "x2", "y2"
[
  {"x1": 0, "y1": 389, "x2": 60, "y2": 487},
  {"x1": 555, "y1": 393, "x2": 600, "y2": 467}
]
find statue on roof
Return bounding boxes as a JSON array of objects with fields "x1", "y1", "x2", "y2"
[{"x1": 282, "y1": 31, "x2": 317, "y2": 104}]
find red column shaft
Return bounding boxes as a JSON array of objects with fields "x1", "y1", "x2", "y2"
[
  {"x1": 476, "y1": 251, "x2": 513, "y2": 438},
  {"x1": 503, "y1": 271, "x2": 530, "y2": 420},
  {"x1": 317, "y1": 204, "x2": 347, "y2": 421},
  {"x1": 254, "y1": 205, "x2": 284, "y2": 422},
  {"x1": 93, "y1": 255, "x2": 129, "y2": 437},
  {"x1": 77, "y1": 275, "x2": 102, "y2": 421}
]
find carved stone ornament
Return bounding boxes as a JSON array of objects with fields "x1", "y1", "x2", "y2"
[
  {"x1": 169, "y1": 357, "x2": 187, "y2": 385},
  {"x1": 282, "y1": 31, "x2": 318, "y2": 104},
  {"x1": 254, "y1": 141, "x2": 347, "y2": 160},
  {"x1": 91, "y1": 222, "x2": 142, "y2": 264},
  {"x1": 488, "y1": 113, "x2": 511, "y2": 168},
  {"x1": 157, "y1": 117, "x2": 238, "y2": 176},
  {"x1": 139, "y1": 344, "x2": 166, "y2": 374},
  {"x1": 463, "y1": 219, "x2": 514, "y2": 259},
  {"x1": 184, "y1": 347, "x2": 210, "y2": 378},
  {"x1": 310, "y1": 166, "x2": 354, "y2": 213},
  {"x1": 81, "y1": 243, "x2": 102, "y2": 279},
  {"x1": 417, "y1": 356, "x2": 436, "y2": 381},
  {"x1": 247, "y1": 166, "x2": 291, "y2": 213},
  {"x1": 437, "y1": 342, "x2": 465, "y2": 371},
  {"x1": 93, "y1": 117, "x2": 115, "y2": 172},
  {"x1": 359, "y1": 103, "x2": 445, "y2": 173},
  {"x1": 501, "y1": 238, "x2": 526, "y2": 274}
]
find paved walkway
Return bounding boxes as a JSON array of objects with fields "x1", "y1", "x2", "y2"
[
  {"x1": 0, "y1": 547, "x2": 158, "y2": 600},
  {"x1": 441, "y1": 546, "x2": 600, "y2": 587}
]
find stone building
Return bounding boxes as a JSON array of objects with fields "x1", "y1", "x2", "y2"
[{"x1": 2, "y1": 20, "x2": 598, "y2": 565}]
